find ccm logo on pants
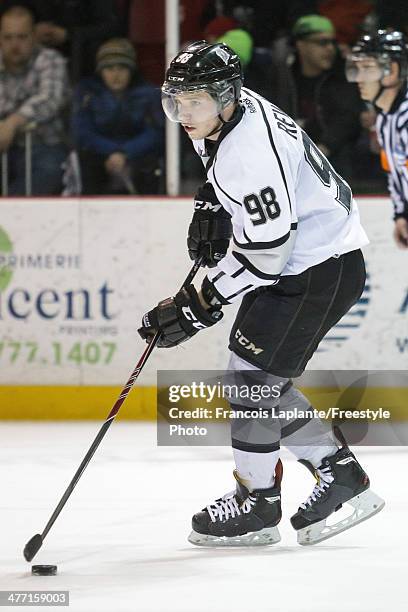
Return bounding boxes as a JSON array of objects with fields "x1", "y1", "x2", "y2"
[{"x1": 235, "y1": 329, "x2": 264, "y2": 355}]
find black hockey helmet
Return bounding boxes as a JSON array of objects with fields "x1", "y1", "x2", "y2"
[
  {"x1": 347, "y1": 30, "x2": 408, "y2": 82},
  {"x1": 162, "y1": 40, "x2": 243, "y2": 123}
]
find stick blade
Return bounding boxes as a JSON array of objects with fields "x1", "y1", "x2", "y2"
[{"x1": 24, "y1": 534, "x2": 43, "y2": 562}]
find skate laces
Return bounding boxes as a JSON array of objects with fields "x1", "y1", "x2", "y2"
[
  {"x1": 206, "y1": 491, "x2": 256, "y2": 523},
  {"x1": 300, "y1": 465, "x2": 334, "y2": 509}
]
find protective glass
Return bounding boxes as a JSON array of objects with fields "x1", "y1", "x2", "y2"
[
  {"x1": 345, "y1": 55, "x2": 389, "y2": 83},
  {"x1": 161, "y1": 85, "x2": 233, "y2": 123}
]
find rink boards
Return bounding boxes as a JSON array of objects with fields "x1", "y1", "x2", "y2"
[{"x1": 0, "y1": 196, "x2": 407, "y2": 419}]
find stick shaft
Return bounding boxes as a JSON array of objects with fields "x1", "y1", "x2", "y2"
[{"x1": 40, "y1": 257, "x2": 203, "y2": 540}]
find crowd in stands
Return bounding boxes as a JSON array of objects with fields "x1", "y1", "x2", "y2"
[{"x1": 0, "y1": 0, "x2": 406, "y2": 196}]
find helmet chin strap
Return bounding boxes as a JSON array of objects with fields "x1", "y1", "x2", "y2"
[
  {"x1": 204, "y1": 114, "x2": 227, "y2": 139},
  {"x1": 199, "y1": 96, "x2": 241, "y2": 139},
  {"x1": 371, "y1": 81, "x2": 397, "y2": 105},
  {"x1": 371, "y1": 76, "x2": 402, "y2": 105},
  {"x1": 204, "y1": 100, "x2": 240, "y2": 138}
]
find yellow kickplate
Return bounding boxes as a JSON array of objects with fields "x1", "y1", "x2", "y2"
[
  {"x1": 0, "y1": 386, "x2": 157, "y2": 420},
  {"x1": 0, "y1": 386, "x2": 406, "y2": 421}
]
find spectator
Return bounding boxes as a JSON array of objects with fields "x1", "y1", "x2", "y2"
[
  {"x1": 269, "y1": 14, "x2": 363, "y2": 181},
  {"x1": 72, "y1": 38, "x2": 164, "y2": 195},
  {"x1": 217, "y1": 28, "x2": 253, "y2": 66},
  {"x1": 27, "y1": 0, "x2": 122, "y2": 81},
  {"x1": 0, "y1": 4, "x2": 69, "y2": 196}
]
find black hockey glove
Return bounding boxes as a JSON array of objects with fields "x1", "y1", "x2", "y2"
[
  {"x1": 138, "y1": 285, "x2": 223, "y2": 348},
  {"x1": 188, "y1": 183, "x2": 232, "y2": 268}
]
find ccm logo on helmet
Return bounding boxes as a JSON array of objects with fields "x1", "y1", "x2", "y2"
[{"x1": 235, "y1": 329, "x2": 264, "y2": 354}]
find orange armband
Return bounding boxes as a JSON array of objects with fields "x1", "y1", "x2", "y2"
[{"x1": 380, "y1": 149, "x2": 390, "y2": 172}]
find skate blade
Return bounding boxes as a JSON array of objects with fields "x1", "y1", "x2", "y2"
[
  {"x1": 188, "y1": 526, "x2": 281, "y2": 548},
  {"x1": 297, "y1": 488, "x2": 385, "y2": 546}
]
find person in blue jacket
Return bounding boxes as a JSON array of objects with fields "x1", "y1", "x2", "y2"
[{"x1": 72, "y1": 38, "x2": 164, "y2": 194}]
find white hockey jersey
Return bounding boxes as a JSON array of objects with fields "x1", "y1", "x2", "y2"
[{"x1": 192, "y1": 87, "x2": 369, "y2": 304}]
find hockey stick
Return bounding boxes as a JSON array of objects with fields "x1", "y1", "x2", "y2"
[{"x1": 23, "y1": 256, "x2": 204, "y2": 562}]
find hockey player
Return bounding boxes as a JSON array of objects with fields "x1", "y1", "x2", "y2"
[
  {"x1": 347, "y1": 30, "x2": 408, "y2": 249},
  {"x1": 139, "y1": 41, "x2": 385, "y2": 547}
]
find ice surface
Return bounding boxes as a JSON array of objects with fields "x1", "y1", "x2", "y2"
[{"x1": 0, "y1": 422, "x2": 406, "y2": 612}]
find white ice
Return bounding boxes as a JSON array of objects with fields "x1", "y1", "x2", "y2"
[{"x1": 0, "y1": 422, "x2": 406, "y2": 612}]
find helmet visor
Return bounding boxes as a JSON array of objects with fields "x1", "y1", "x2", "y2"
[
  {"x1": 161, "y1": 86, "x2": 222, "y2": 123},
  {"x1": 345, "y1": 55, "x2": 387, "y2": 82}
]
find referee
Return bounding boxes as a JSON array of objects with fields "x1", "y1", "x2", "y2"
[{"x1": 347, "y1": 30, "x2": 408, "y2": 249}]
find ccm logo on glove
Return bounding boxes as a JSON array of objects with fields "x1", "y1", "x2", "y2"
[{"x1": 138, "y1": 285, "x2": 223, "y2": 347}]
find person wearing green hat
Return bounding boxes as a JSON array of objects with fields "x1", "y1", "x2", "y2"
[
  {"x1": 292, "y1": 15, "x2": 337, "y2": 77},
  {"x1": 292, "y1": 14, "x2": 336, "y2": 40},
  {"x1": 270, "y1": 14, "x2": 363, "y2": 181}
]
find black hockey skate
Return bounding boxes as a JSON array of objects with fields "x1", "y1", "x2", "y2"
[
  {"x1": 188, "y1": 460, "x2": 283, "y2": 547},
  {"x1": 291, "y1": 447, "x2": 385, "y2": 545}
]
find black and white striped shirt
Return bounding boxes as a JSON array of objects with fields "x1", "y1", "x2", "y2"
[
  {"x1": 376, "y1": 84, "x2": 408, "y2": 221},
  {"x1": 192, "y1": 87, "x2": 368, "y2": 305}
]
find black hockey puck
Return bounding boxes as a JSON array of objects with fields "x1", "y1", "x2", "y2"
[{"x1": 31, "y1": 565, "x2": 57, "y2": 576}]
